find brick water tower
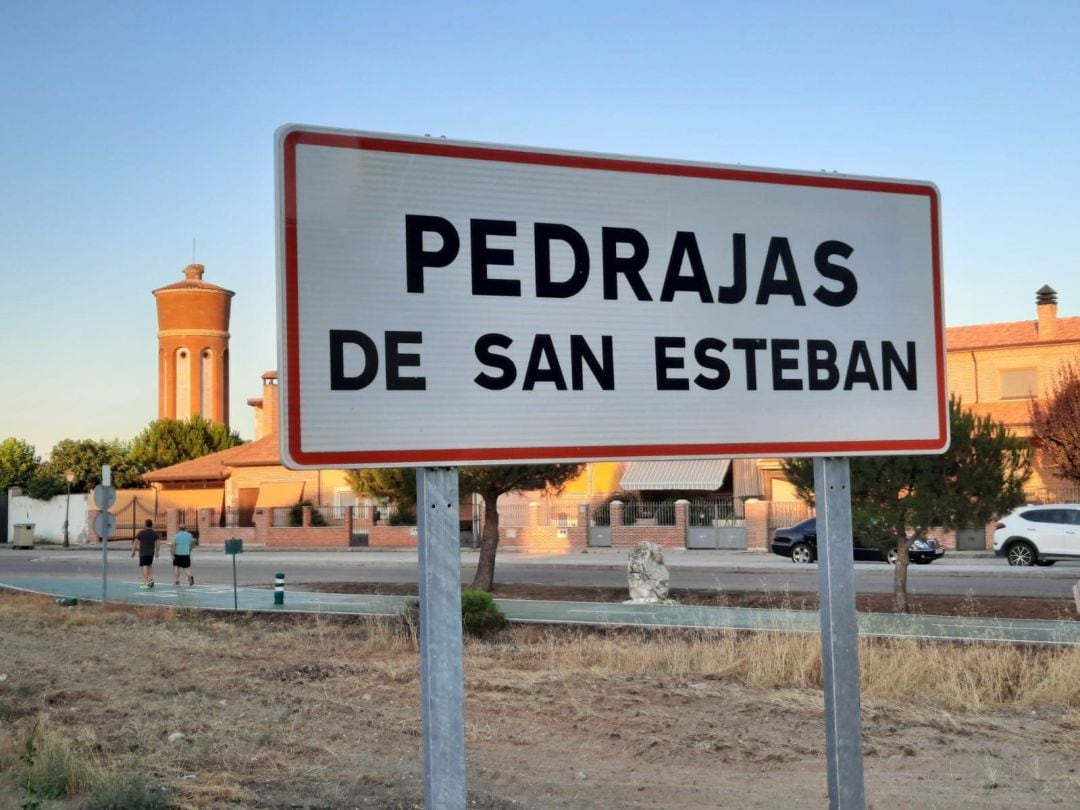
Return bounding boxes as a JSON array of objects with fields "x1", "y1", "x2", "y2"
[{"x1": 153, "y1": 264, "x2": 234, "y2": 426}]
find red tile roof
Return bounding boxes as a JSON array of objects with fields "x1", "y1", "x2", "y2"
[
  {"x1": 946, "y1": 316, "x2": 1080, "y2": 351},
  {"x1": 141, "y1": 434, "x2": 281, "y2": 483}
]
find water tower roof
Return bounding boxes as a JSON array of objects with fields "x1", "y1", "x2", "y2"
[{"x1": 153, "y1": 264, "x2": 234, "y2": 296}]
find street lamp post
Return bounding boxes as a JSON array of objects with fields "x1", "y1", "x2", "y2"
[{"x1": 63, "y1": 470, "x2": 75, "y2": 548}]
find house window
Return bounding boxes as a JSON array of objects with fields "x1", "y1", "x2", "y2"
[
  {"x1": 333, "y1": 488, "x2": 358, "y2": 508},
  {"x1": 1000, "y1": 368, "x2": 1037, "y2": 400}
]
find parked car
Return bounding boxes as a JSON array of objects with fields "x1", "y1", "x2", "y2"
[
  {"x1": 770, "y1": 517, "x2": 945, "y2": 564},
  {"x1": 993, "y1": 504, "x2": 1080, "y2": 566}
]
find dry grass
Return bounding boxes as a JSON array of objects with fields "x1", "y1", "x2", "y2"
[
  {"x1": 3, "y1": 589, "x2": 1080, "y2": 808},
  {"x1": 479, "y1": 626, "x2": 1080, "y2": 712}
]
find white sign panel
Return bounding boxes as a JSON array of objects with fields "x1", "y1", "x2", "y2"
[{"x1": 276, "y1": 126, "x2": 946, "y2": 469}]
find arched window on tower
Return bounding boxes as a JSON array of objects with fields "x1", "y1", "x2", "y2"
[
  {"x1": 159, "y1": 348, "x2": 167, "y2": 417},
  {"x1": 176, "y1": 348, "x2": 191, "y2": 419},
  {"x1": 201, "y1": 349, "x2": 214, "y2": 419}
]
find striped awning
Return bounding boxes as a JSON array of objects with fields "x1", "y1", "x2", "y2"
[{"x1": 619, "y1": 460, "x2": 731, "y2": 491}]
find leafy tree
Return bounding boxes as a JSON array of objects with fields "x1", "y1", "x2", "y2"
[
  {"x1": 782, "y1": 397, "x2": 1031, "y2": 612},
  {"x1": 128, "y1": 416, "x2": 242, "y2": 475},
  {"x1": 461, "y1": 464, "x2": 583, "y2": 591},
  {"x1": 42, "y1": 438, "x2": 140, "y2": 491},
  {"x1": 346, "y1": 463, "x2": 584, "y2": 591},
  {"x1": 345, "y1": 468, "x2": 418, "y2": 507},
  {"x1": 0, "y1": 438, "x2": 40, "y2": 493},
  {"x1": 1031, "y1": 360, "x2": 1080, "y2": 485},
  {"x1": 25, "y1": 472, "x2": 67, "y2": 501}
]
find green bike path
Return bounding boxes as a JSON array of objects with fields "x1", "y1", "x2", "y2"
[{"x1": 3, "y1": 575, "x2": 1078, "y2": 646}]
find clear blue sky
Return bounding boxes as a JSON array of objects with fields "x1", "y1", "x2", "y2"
[{"x1": 3, "y1": 1, "x2": 1078, "y2": 458}]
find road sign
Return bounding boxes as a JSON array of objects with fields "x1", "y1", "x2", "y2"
[
  {"x1": 93, "y1": 485, "x2": 116, "y2": 511},
  {"x1": 276, "y1": 126, "x2": 946, "y2": 468},
  {"x1": 93, "y1": 512, "x2": 116, "y2": 539}
]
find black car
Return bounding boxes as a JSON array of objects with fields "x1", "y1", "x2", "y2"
[{"x1": 770, "y1": 517, "x2": 945, "y2": 564}]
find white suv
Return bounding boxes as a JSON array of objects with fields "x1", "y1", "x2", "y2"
[{"x1": 993, "y1": 504, "x2": 1080, "y2": 566}]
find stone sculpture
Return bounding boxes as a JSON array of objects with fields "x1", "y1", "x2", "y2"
[{"x1": 625, "y1": 541, "x2": 675, "y2": 604}]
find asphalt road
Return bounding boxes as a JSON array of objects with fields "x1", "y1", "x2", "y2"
[
  {"x1": 4, "y1": 548, "x2": 1079, "y2": 647},
  {"x1": 3, "y1": 544, "x2": 1079, "y2": 600}
]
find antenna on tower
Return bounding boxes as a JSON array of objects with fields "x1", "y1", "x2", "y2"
[{"x1": 192, "y1": 238, "x2": 196, "y2": 263}]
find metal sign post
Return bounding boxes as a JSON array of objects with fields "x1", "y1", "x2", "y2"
[
  {"x1": 416, "y1": 467, "x2": 466, "y2": 809},
  {"x1": 225, "y1": 538, "x2": 243, "y2": 611},
  {"x1": 94, "y1": 465, "x2": 116, "y2": 606},
  {"x1": 275, "y1": 127, "x2": 947, "y2": 808},
  {"x1": 813, "y1": 457, "x2": 865, "y2": 809}
]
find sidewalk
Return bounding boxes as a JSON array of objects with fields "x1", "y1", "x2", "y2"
[{"x1": 4, "y1": 570, "x2": 1078, "y2": 647}]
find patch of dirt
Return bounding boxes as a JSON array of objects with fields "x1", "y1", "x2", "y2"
[
  {"x1": 308, "y1": 581, "x2": 1078, "y2": 621},
  {"x1": 2, "y1": 590, "x2": 1079, "y2": 809}
]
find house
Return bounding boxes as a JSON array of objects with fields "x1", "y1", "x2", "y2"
[
  {"x1": 142, "y1": 372, "x2": 366, "y2": 547},
  {"x1": 946, "y1": 285, "x2": 1080, "y2": 494}
]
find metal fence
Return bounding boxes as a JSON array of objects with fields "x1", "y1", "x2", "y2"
[
  {"x1": 1023, "y1": 486, "x2": 1080, "y2": 505},
  {"x1": 221, "y1": 508, "x2": 248, "y2": 528},
  {"x1": 319, "y1": 505, "x2": 349, "y2": 526},
  {"x1": 351, "y1": 504, "x2": 379, "y2": 529},
  {"x1": 270, "y1": 507, "x2": 293, "y2": 527},
  {"x1": 688, "y1": 498, "x2": 741, "y2": 526},
  {"x1": 472, "y1": 500, "x2": 586, "y2": 534},
  {"x1": 175, "y1": 507, "x2": 199, "y2": 529},
  {"x1": 622, "y1": 500, "x2": 676, "y2": 526},
  {"x1": 588, "y1": 498, "x2": 740, "y2": 527},
  {"x1": 768, "y1": 500, "x2": 814, "y2": 530},
  {"x1": 535, "y1": 501, "x2": 580, "y2": 527},
  {"x1": 495, "y1": 503, "x2": 530, "y2": 528}
]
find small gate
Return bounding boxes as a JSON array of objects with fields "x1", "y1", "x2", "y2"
[
  {"x1": 587, "y1": 502, "x2": 611, "y2": 547},
  {"x1": 955, "y1": 527, "x2": 986, "y2": 550},
  {"x1": 113, "y1": 492, "x2": 160, "y2": 540},
  {"x1": 686, "y1": 499, "x2": 745, "y2": 549}
]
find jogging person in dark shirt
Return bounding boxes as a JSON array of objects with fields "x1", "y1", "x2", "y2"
[{"x1": 132, "y1": 519, "x2": 160, "y2": 589}]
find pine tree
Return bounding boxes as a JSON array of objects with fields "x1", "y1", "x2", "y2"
[{"x1": 782, "y1": 397, "x2": 1031, "y2": 612}]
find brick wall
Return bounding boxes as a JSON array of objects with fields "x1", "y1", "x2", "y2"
[
  {"x1": 368, "y1": 526, "x2": 418, "y2": 547},
  {"x1": 606, "y1": 500, "x2": 688, "y2": 549},
  {"x1": 744, "y1": 500, "x2": 770, "y2": 551}
]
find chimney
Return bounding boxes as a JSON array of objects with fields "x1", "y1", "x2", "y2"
[
  {"x1": 1036, "y1": 285, "x2": 1057, "y2": 341},
  {"x1": 246, "y1": 371, "x2": 280, "y2": 440},
  {"x1": 259, "y1": 371, "x2": 280, "y2": 439}
]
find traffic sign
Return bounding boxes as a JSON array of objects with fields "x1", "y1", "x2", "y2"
[
  {"x1": 93, "y1": 485, "x2": 116, "y2": 511},
  {"x1": 277, "y1": 127, "x2": 946, "y2": 468},
  {"x1": 93, "y1": 512, "x2": 117, "y2": 539}
]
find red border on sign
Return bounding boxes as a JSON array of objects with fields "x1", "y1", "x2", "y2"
[{"x1": 280, "y1": 129, "x2": 947, "y2": 467}]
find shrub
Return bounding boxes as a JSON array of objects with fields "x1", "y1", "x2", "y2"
[
  {"x1": 460, "y1": 588, "x2": 507, "y2": 635},
  {"x1": 18, "y1": 722, "x2": 97, "y2": 802},
  {"x1": 89, "y1": 772, "x2": 170, "y2": 810},
  {"x1": 400, "y1": 590, "x2": 508, "y2": 637},
  {"x1": 26, "y1": 472, "x2": 66, "y2": 501},
  {"x1": 288, "y1": 500, "x2": 328, "y2": 527},
  {"x1": 389, "y1": 504, "x2": 416, "y2": 526}
]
